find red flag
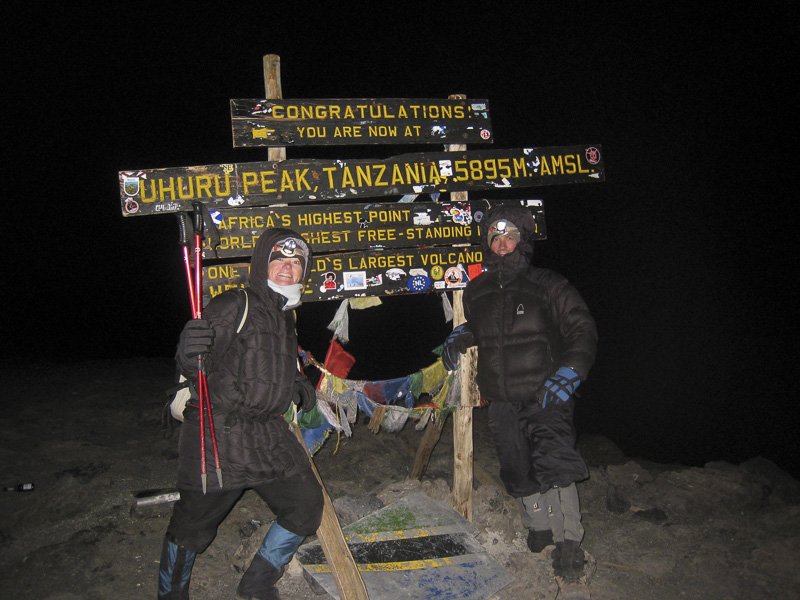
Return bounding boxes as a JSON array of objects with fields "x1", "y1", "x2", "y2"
[{"x1": 323, "y1": 338, "x2": 356, "y2": 379}]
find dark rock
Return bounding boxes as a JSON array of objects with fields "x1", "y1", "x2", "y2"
[{"x1": 606, "y1": 484, "x2": 631, "y2": 514}]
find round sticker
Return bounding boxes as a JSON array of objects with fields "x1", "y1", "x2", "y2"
[{"x1": 409, "y1": 275, "x2": 430, "y2": 292}]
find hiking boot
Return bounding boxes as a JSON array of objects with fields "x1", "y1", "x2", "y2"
[
  {"x1": 526, "y1": 529, "x2": 554, "y2": 553},
  {"x1": 555, "y1": 575, "x2": 592, "y2": 599},
  {"x1": 237, "y1": 554, "x2": 282, "y2": 600},
  {"x1": 552, "y1": 539, "x2": 586, "y2": 579}
]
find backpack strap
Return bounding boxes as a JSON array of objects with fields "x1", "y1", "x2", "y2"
[{"x1": 236, "y1": 289, "x2": 249, "y2": 333}]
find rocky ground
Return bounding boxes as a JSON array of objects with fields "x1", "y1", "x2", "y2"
[{"x1": 1, "y1": 358, "x2": 799, "y2": 600}]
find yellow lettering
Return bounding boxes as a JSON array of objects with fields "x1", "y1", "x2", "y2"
[
  {"x1": 374, "y1": 165, "x2": 388, "y2": 186},
  {"x1": 322, "y1": 167, "x2": 337, "y2": 188},
  {"x1": 214, "y1": 173, "x2": 230, "y2": 196},
  {"x1": 404, "y1": 162, "x2": 421, "y2": 184},
  {"x1": 356, "y1": 166, "x2": 372, "y2": 187},
  {"x1": 176, "y1": 177, "x2": 194, "y2": 200},
  {"x1": 391, "y1": 164, "x2": 404, "y2": 185},
  {"x1": 280, "y1": 170, "x2": 295, "y2": 191},
  {"x1": 260, "y1": 170, "x2": 276, "y2": 192},
  {"x1": 158, "y1": 177, "x2": 176, "y2": 201},
  {"x1": 341, "y1": 166, "x2": 355, "y2": 187},
  {"x1": 539, "y1": 157, "x2": 551, "y2": 176},
  {"x1": 195, "y1": 175, "x2": 212, "y2": 198},
  {"x1": 241, "y1": 172, "x2": 258, "y2": 194}
]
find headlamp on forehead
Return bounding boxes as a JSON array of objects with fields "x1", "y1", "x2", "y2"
[
  {"x1": 272, "y1": 238, "x2": 306, "y2": 260},
  {"x1": 488, "y1": 219, "x2": 521, "y2": 245}
]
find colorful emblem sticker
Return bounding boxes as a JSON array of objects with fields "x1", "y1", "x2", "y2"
[
  {"x1": 343, "y1": 271, "x2": 367, "y2": 290},
  {"x1": 431, "y1": 265, "x2": 444, "y2": 280},
  {"x1": 480, "y1": 129, "x2": 491, "y2": 140},
  {"x1": 385, "y1": 268, "x2": 406, "y2": 281},
  {"x1": 409, "y1": 275, "x2": 430, "y2": 292},
  {"x1": 319, "y1": 272, "x2": 338, "y2": 293},
  {"x1": 209, "y1": 210, "x2": 223, "y2": 226},
  {"x1": 449, "y1": 206, "x2": 472, "y2": 225},
  {"x1": 444, "y1": 267, "x2": 463, "y2": 287},
  {"x1": 585, "y1": 147, "x2": 601, "y2": 165},
  {"x1": 122, "y1": 174, "x2": 141, "y2": 197},
  {"x1": 125, "y1": 199, "x2": 139, "y2": 214},
  {"x1": 474, "y1": 210, "x2": 485, "y2": 223},
  {"x1": 366, "y1": 274, "x2": 383, "y2": 287}
]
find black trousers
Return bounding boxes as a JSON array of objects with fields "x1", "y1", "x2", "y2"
[
  {"x1": 166, "y1": 465, "x2": 323, "y2": 553},
  {"x1": 487, "y1": 400, "x2": 588, "y2": 497}
]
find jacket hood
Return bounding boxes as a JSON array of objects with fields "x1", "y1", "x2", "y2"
[
  {"x1": 250, "y1": 228, "x2": 312, "y2": 297},
  {"x1": 481, "y1": 206, "x2": 535, "y2": 272}
]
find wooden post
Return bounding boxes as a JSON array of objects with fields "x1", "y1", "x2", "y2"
[
  {"x1": 269, "y1": 54, "x2": 365, "y2": 598},
  {"x1": 446, "y1": 93, "x2": 480, "y2": 522},
  {"x1": 291, "y1": 423, "x2": 369, "y2": 600},
  {"x1": 262, "y1": 54, "x2": 286, "y2": 164},
  {"x1": 408, "y1": 410, "x2": 449, "y2": 480}
]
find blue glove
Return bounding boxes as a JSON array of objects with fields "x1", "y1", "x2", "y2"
[
  {"x1": 542, "y1": 367, "x2": 581, "y2": 408},
  {"x1": 441, "y1": 324, "x2": 474, "y2": 371}
]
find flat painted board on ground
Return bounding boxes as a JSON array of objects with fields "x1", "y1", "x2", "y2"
[
  {"x1": 202, "y1": 199, "x2": 545, "y2": 258},
  {"x1": 231, "y1": 98, "x2": 492, "y2": 146},
  {"x1": 119, "y1": 145, "x2": 604, "y2": 216},
  {"x1": 295, "y1": 493, "x2": 512, "y2": 600},
  {"x1": 202, "y1": 245, "x2": 486, "y2": 304}
]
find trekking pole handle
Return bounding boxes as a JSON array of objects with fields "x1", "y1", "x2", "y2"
[
  {"x1": 192, "y1": 202, "x2": 205, "y2": 240},
  {"x1": 176, "y1": 212, "x2": 192, "y2": 247}
]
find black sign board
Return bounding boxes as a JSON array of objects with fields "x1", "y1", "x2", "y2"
[
  {"x1": 120, "y1": 145, "x2": 603, "y2": 216},
  {"x1": 203, "y1": 245, "x2": 489, "y2": 305},
  {"x1": 204, "y1": 199, "x2": 545, "y2": 259},
  {"x1": 230, "y1": 98, "x2": 493, "y2": 146}
]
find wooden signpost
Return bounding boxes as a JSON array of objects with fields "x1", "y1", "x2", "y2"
[
  {"x1": 119, "y1": 145, "x2": 603, "y2": 217},
  {"x1": 119, "y1": 53, "x2": 604, "y2": 599},
  {"x1": 198, "y1": 198, "x2": 545, "y2": 258},
  {"x1": 231, "y1": 97, "x2": 493, "y2": 146}
]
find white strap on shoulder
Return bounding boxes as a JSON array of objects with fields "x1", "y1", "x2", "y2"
[{"x1": 236, "y1": 289, "x2": 249, "y2": 333}]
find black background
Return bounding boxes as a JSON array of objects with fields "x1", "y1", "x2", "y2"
[{"x1": 5, "y1": 4, "x2": 796, "y2": 476}]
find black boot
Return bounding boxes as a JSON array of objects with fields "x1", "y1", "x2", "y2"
[
  {"x1": 237, "y1": 554, "x2": 283, "y2": 600},
  {"x1": 552, "y1": 539, "x2": 585, "y2": 579},
  {"x1": 157, "y1": 537, "x2": 196, "y2": 600},
  {"x1": 527, "y1": 529, "x2": 554, "y2": 553}
]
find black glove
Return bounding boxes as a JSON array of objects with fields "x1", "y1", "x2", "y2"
[
  {"x1": 293, "y1": 373, "x2": 317, "y2": 413},
  {"x1": 179, "y1": 319, "x2": 215, "y2": 358},
  {"x1": 441, "y1": 324, "x2": 474, "y2": 371}
]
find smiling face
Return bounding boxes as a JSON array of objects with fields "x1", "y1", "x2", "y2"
[
  {"x1": 267, "y1": 257, "x2": 304, "y2": 285},
  {"x1": 490, "y1": 234, "x2": 518, "y2": 257}
]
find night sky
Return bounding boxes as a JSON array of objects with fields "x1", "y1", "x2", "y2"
[{"x1": 6, "y1": 5, "x2": 796, "y2": 477}]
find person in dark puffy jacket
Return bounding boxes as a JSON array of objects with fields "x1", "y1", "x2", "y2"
[
  {"x1": 441, "y1": 206, "x2": 597, "y2": 583},
  {"x1": 157, "y1": 228, "x2": 323, "y2": 600}
]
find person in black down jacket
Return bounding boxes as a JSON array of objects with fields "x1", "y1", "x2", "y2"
[
  {"x1": 441, "y1": 206, "x2": 597, "y2": 584},
  {"x1": 157, "y1": 228, "x2": 323, "y2": 600}
]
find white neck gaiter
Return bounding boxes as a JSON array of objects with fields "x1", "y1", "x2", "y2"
[{"x1": 268, "y1": 280, "x2": 303, "y2": 310}]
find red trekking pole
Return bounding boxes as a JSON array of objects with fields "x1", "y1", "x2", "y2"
[
  {"x1": 176, "y1": 213, "x2": 197, "y2": 317},
  {"x1": 192, "y1": 202, "x2": 223, "y2": 493}
]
